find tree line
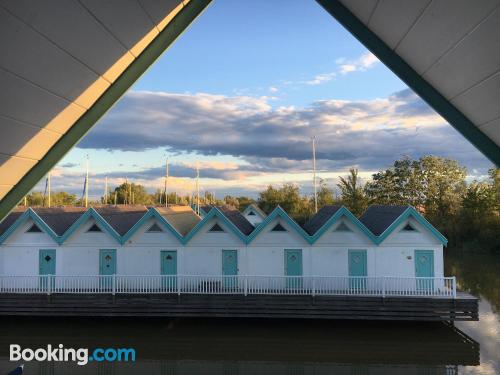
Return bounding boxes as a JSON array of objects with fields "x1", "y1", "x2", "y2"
[{"x1": 22, "y1": 155, "x2": 499, "y2": 252}]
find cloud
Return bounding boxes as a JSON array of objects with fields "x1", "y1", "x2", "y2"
[
  {"x1": 76, "y1": 88, "x2": 491, "y2": 183},
  {"x1": 304, "y1": 72, "x2": 337, "y2": 85},
  {"x1": 304, "y1": 52, "x2": 380, "y2": 85},
  {"x1": 58, "y1": 162, "x2": 78, "y2": 168},
  {"x1": 268, "y1": 86, "x2": 279, "y2": 93}
]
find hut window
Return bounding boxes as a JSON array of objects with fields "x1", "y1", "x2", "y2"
[
  {"x1": 147, "y1": 223, "x2": 163, "y2": 233},
  {"x1": 335, "y1": 222, "x2": 352, "y2": 232},
  {"x1": 247, "y1": 211, "x2": 256, "y2": 216},
  {"x1": 401, "y1": 223, "x2": 417, "y2": 232},
  {"x1": 87, "y1": 224, "x2": 102, "y2": 232},
  {"x1": 271, "y1": 223, "x2": 287, "y2": 232},
  {"x1": 209, "y1": 223, "x2": 225, "y2": 232},
  {"x1": 26, "y1": 224, "x2": 42, "y2": 233}
]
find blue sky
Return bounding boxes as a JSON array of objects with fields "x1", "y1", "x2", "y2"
[{"x1": 46, "y1": 0, "x2": 492, "y2": 199}]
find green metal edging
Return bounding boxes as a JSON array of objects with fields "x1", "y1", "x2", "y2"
[
  {"x1": 0, "y1": 0, "x2": 212, "y2": 222},
  {"x1": 316, "y1": 0, "x2": 500, "y2": 167}
]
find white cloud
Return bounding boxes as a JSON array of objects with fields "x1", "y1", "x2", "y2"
[
  {"x1": 76, "y1": 89, "x2": 490, "y2": 181},
  {"x1": 305, "y1": 51, "x2": 380, "y2": 85}
]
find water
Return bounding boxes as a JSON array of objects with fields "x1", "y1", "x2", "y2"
[{"x1": 0, "y1": 251, "x2": 497, "y2": 375}]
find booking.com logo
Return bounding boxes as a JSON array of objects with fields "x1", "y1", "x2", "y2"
[{"x1": 10, "y1": 344, "x2": 136, "y2": 366}]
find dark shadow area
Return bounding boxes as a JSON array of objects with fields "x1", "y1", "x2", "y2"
[{"x1": 0, "y1": 317, "x2": 479, "y2": 374}]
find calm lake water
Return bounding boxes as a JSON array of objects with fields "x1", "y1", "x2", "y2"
[{"x1": 0, "y1": 251, "x2": 498, "y2": 375}]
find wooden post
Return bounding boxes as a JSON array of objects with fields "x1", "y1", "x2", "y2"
[
  {"x1": 382, "y1": 277, "x2": 386, "y2": 298},
  {"x1": 244, "y1": 276, "x2": 248, "y2": 296},
  {"x1": 112, "y1": 273, "x2": 116, "y2": 296}
]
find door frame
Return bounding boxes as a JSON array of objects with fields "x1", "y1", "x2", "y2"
[
  {"x1": 160, "y1": 250, "x2": 177, "y2": 290},
  {"x1": 39, "y1": 249, "x2": 56, "y2": 289},
  {"x1": 284, "y1": 248, "x2": 303, "y2": 289},
  {"x1": 348, "y1": 249, "x2": 367, "y2": 289},
  {"x1": 414, "y1": 249, "x2": 434, "y2": 291},
  {"x1": 222, "y1": 249, "x2": 238, "y2": 288},
  {"x1": 99, "y1": 249, "x2": 117, "y2": 290}
]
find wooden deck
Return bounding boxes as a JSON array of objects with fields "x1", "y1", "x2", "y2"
[{"x1": 0, "y1": 292, "x2": 478, "y2": 321}]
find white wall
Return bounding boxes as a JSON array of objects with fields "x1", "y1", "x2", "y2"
[{"x1": 0, "y1": 215, "x2": 444, "y2": 279}]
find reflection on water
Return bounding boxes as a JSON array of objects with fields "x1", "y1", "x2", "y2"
[
  {"x1": 445, "y1": 251, "x2": 500, "y2": 375},
  {"x1": 0, "y1": 250, "x2": 497, "y2": 375},
  {"x1": 0, "y1": 318, "x2": 479, "y2": 374}
]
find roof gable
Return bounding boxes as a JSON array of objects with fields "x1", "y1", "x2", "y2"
[
  {"x1": 182, "y1": 207, "x2": 248, "y2": 244},
  {"x1": 308, "y1": 206, "x2": 377, "y2": 244},
  {"x1": 247, "y1": 206, "x2": 312, "y2": 244},
  {"x1": 374, "y1": 206, "x2": 447, "y2": 245},
  {"x1": 58, "y1": 208, "x2": 122, "y2": 244},
  {"x1": 120, "y1": 208, "x2": 184, "y2": 244},
  {"x1": 0, "y1": 208, "x2": 59, "y2": 244}
]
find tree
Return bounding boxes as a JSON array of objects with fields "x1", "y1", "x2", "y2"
[
  {"x1": 364, "y1": 157, "x2": 424, "y2": 207},
  {"x1": 420, "y1": 156, "x2": 466, "y2": 218},
  {"x1": 337, "y1": 169, "x2": 367, "y2": 216},
  {"x1": 258, "y1": 183, "x2": 311, "y2": 223},
  {"x1": 316, "y1": 179, "x2": 336, "y2": 207},
  {"x1": 112, "y1": 183, "x2": 153, "y2": 205},
  {"x1": 365, "y1": 156, "x2": 466, "y2": 217},
  {"x1": 51, "y1": 191, "x2": 77, "y2": 206}
]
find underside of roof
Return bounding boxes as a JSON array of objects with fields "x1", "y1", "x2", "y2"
[
  {"x1": 0, "y1": 0, "x2": 212, "y2": 220},
  {"x1": 318, "y1": 0, "x2": 500, "y2": 164},
  {"x1": 0, "y1": 0, "x2": 499, "y2": 222}
]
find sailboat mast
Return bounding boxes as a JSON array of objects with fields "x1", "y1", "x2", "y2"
[
  {"x1": 47, "y1": 172, "x2": 51, "y2": 208},
  {"x1": 85, "y1": 155, "x2": 89, "y2": 208},
  {"x1": 312, "y1": 136, "x2": 318, "y2": 214},
  {"x1": 165, "y1": 159, "x2": 169, "y2": 207},
  {"x1": 196, "y1": 162, "x2": 200, "y2": 215}
]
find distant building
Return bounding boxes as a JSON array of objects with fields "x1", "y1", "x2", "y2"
[{"x1": 242, "y1": 203, "x2": 267, "y2": 226}]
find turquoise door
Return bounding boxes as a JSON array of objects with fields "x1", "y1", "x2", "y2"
[
  {"x1": 222, "y1": 250, "x2": 238, "y2": 288},
  {"x1": 348, "y1": 250, "x2": 367, "y2": 290},
  {"x1": 284, "y1": 249, "x2": 302, "y2": 289},
  {"x1": 161, "y1": 250, "x2": 177, "y2": 290},
  {"x1": 99, "y1": 249, "x2": 116, "y2": 289},
  {"x1": 415, "y1": 250, "x2": 434, "y2": 291},
  {"x1": 39, "y1": 249, "x2": 56, "y2": 289}
]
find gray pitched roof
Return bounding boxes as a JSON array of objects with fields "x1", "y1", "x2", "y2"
[
  {"x1": 217, "y1": 205, "x2": 255, "y2": 235},
  {"x1": 94, "y1": 205, "x2": 148, "y2": 236},
  {"x1": 200, "y1": 205, "x2": 213, "y2": 214},
  {"x1": 33, "y1": 207, "x2": 87, "y2": 236},
  {"x1": 0, "y1": 208, "x2": 25, "y2": 237},
  {"x1": 303, "y1": 205, "x2": 342, "y2": 235},
  {"x1": 359, "y1": 205, "x2": 409, "y2": 236},
  {"x1": 155, "y1": 206, "x2": 201, "y2": 236}
]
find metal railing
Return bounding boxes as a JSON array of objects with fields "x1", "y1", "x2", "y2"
[{"x1": 0, "y1": 275, "x2": 457, "y2": 298}]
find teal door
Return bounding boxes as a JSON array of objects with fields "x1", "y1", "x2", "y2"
[
  {"x1": 348, "y1": 250, "x2": 367, "y2": 290},
  {"x1": 222, "y1": 250, "x2": 238, "y2": 288},
  {"x1": 39, "y1": 249, "x2": 56, "y2": 289},
  {"x1": 99, "y1": 249, "x2": 116, "y2": 289},
  {"x1": 284, "y1": 249, "x2": 302, "y2": 289},
  {"x1": 161, "y1": 250, "x2": 177, "y2": 290},
  {"x1": 415, "y1": 250, "x2": 434, "y2": 291}
]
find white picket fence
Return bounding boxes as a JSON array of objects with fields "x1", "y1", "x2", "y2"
[{"x1": 0, "y1": 275, "x2": 457, "y2": 298}]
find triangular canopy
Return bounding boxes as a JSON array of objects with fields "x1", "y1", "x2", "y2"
[{"x1": 1, "y1": 0, "x2": 498, "y2": 223}]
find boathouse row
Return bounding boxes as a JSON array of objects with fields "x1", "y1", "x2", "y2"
[{"x1": 0, "y1": 204, "x2": 447, "y2": 279}]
